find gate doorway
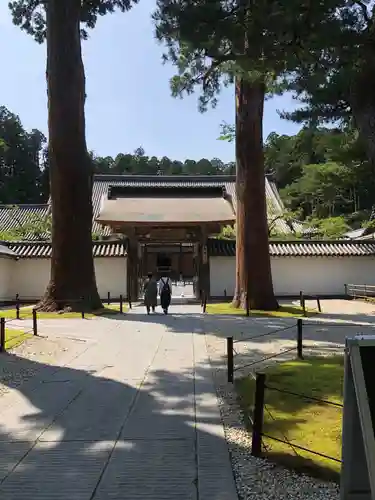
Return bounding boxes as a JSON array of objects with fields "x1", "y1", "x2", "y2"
[{"x1": 137, "y1": 243, "x2": 196, "y2": 300}]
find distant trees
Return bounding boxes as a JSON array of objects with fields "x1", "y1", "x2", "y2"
[
  {"x1": 0, "y1": 106, "x2": 48, "y2": 204},
  {"x1": 92, "y1": 148, "x2": 235, "y2": 176}
]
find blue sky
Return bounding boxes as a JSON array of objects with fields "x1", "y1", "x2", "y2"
[{"x1": 0, "y1": 2, "x2": 301, "y2": 163}]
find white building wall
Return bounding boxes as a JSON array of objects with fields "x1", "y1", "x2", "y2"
[
  {"x1": 0, "y1": 257, "x2": 15, "y2": 300},
  {"x1": 210, "y1": 255, "x2": 375, "y2": 297},
  {"x1": 94, "y1": 257, "x2": 127, "y2": 299},
  {"x1": 8, "y1": 257, "x2": 127, "y2": 300},
  {"x1": 10, "y1": 259, "x2": 49, "y2": 299}
]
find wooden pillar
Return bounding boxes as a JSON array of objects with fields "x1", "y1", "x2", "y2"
[
  {"x1": 200, "y1": 229, "x2": 210, "y2": 299},
  {"x1": 127, "y1": 234, "x2": 139, "y2": 301},
  {"x1": 179, "y1": 243, "x2": 183, "y2": 279}
]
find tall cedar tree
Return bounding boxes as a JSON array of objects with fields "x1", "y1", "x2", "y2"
[
  {"x1": 153, "y1": 0, "x2": 337, "y2": 309},
  {"x1": 280, "y1": 2, "x2": 375, "y2": 172},
  {"x1": 9, "y1": 0, "x2": 137, "y2": 311}
]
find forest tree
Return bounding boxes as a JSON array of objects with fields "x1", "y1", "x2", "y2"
[{"x1": 9, "y1": 0, "x2": 138, "y2": 311}]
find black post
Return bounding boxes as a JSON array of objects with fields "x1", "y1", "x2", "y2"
[
  {"x1": 344, "y1": 283, "x2": 348, "y2": 298},
  {"x1": 120, "y1": 294, "x2": 123, "y2": 313},
  {"x1": 316, "y1": 296, "x2": 321, "y2": 313},
  {"x1": 227, "y1": 337, "x2": 234, "y2": 383},
  {"x1": 251, "y1": 372, "x2": 266, "y2": 457},
  {"x1": 16, "y1": 293, "x2": 20, "y2": 320},
  {"x1": 0, "y1": 317, "x2": 5, "y2": 352},
  {"x1": 107, "y1": 291, "x2": 110, "y2": 305},
  {"x1": 224, "y1": 289, "x2": 227, "y2": 298},
  {"x1": 299, "y1": 290, "x2": 303, "y2": 308},
  {"x1": 128, "y1": 292, "x2": 132, "y2": 310},
  {"x1": 81, "y1": 297, "x2": 85, "y2": 319},
  {"x1": 203, "y1": 292, "x2": 207, "y2": 313},
  {"x1": 32, "y1": 309, "x2": 38, "y2": 336},
  {"x1": 297, "y1": 319, "x2": 303, "y2": 359},
  {"x1": 245, "y1": 293, "x2": 250, "y2": 317}
]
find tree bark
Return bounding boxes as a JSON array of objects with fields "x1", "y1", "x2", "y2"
[
  {"x1": 38, "y1": 0, "x2": 102, "y2": 312},
  {"x1": 233, "y1": 77, "x2": 278, "y2": 310},
  {"x1": 350, "y1": 64, "x2": 375, "y2": 179}
]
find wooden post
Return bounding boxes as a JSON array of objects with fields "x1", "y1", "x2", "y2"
[
  {"x1": 32, "y1": 309, "x2": 38, "y2": 336},
  {"x1": 127, "y1": 233, "x2": 139, "y2": 303},
  {"x1": 316, "y1": 296, "x2": 321, "y2": 313},
  {"x1": 203, "y1": 293, "x2": 207, "y2": 313},
  {"x1": 227, "y1": 337, "x2": 234, "y2": 383},
  {"x1": 120, "y1": 294, "x2": 123, "y2": 313},
  {"x1": 16, "y1": 294, "x2": 20, "y2": 319},
  {"x1": 251, "y1": 373, "x2": 266, "y2": 456},
  {"x1": 0, "y1": 317, "x2": 5, "y2": 352},
  {"x1": 297, "y1": 319, "x2": 303, "y2": 359}
]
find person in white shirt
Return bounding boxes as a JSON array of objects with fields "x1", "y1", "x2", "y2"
[{"x1": 159, "y1": 276, "x2": 172, "y2": 314}]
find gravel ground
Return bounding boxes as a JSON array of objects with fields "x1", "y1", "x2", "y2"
[
  {"x1": 0, "y1": 334, "x2": 77, "y2": 398},
  {"x1": 205, "y1": 334, "x2": 340, "y2": 500}
]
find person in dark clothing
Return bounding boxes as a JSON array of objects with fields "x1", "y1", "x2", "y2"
[
  {"x1": 143, "y1": 272, "x2": 158, "y2": 314},
  {"x1": 159, "y1": 276, "x2": 172, "y2": 314}
]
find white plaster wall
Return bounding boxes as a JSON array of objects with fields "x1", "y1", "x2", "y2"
[
  {"x1": 94, "y1": 257, "x2": 127, "y2": 299},
  {"x1": 210, "y1": 255, "x2": 375, "y2": 297},
  {"x1": 0, "y1": 257, "x2": 15, "y2": 300},
  {"x1": 10, "y1": 259, "x2": 50, "y2": 299},
  {"x1": 210, "y1": 256, "x2": 236, "y2": 297},
  {"x1": 9, "y1": 257, "x2": 127, "y2": 300},
  {"x1": 271, "y1": 256, "x2": 375, "y2": 296}
]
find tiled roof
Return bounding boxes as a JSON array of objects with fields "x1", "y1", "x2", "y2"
[
  {"x1": 0, "y1": 176, "x2": 296, "y2": 236},
  {"x1": 8, "y1": 240, "x2": 126, "y2": 258},
  {"x1": 92, "y1": 174, "x2": 293, "y2": 235},
  {"x1": 0, "y1": 243, "x2": 17, "y2": 259},
  {"x1": 207, "y1": 239, "x2": 375, "y2": 257},
  {"x1": 5, "y1": 238, "x2": 375, "y2": 259},
  {"x1": 0, "y1": 205, "x2": 50, "y2": 239}
]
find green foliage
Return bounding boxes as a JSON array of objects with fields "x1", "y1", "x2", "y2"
[
  {"x1": 278, "y1": 3, "x2": 374, "y2": 128},
  {"x1": 307, "y1": 216, "x2": 350, "y2": 239},
  {"x1": 218, "y1": 122, "x2": 235, "y2": 143},
  {"x1": 92, "y1": 148, "x2": 235, "y2": 175},
  {"x1": 217, "y1": 225, "x2": 236, "y2": 239},
  {"x1": 153, "y1": 0, "x2": 339, "y2": 110},
  {"x1": 9, "y1": 0, "x2": 139, "y2": 43},
  {"x1": 0, "y1": 106, "x2": 47, "y2": 204}
]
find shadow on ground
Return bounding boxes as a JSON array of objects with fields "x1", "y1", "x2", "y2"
[{"x1": 0, "y1": 347, "x2": 237, "y2": 499}]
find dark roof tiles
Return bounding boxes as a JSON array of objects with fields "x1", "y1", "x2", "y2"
[
  {"x1": 207, "y1": 239, "x2": 375, "y2": 257},
  {"x1": 8, "y1": 241, "x2": 126, "y2": 258}
]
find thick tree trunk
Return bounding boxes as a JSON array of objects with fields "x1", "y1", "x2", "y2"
[
  {"x1": 37, "y1": 0, "x2": 102, "y2": 312},
  {"x1": 350, "y1": 64, "x2": 375, "y2": 178},
  {"x1": 233, "y1": 77, "x2": 278, "y2": 310}
]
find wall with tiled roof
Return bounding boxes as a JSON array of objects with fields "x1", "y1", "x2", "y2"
[
  {"x1": 207, "y1": 239, "x2": 375, "y2": 257},
  {"x1": 4, "y1": 238, "x2": 375, "y2": 259},
  {"x1": 8, "y1": 240, "x2": 126, "y2": 259}
]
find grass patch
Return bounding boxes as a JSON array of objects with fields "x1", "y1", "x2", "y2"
[
  {"x1": 0, "y1": 303, "x2": 126, "y2": 320},
  {"x1": 206, "y1": 302, "x2": 317, "y2": 318},
  {"x1": 236, "y1": 356, "x2": 343, "y2": 482},
  {"x1": 5, "y1": 328, "x2": 33, "y2": 349}
]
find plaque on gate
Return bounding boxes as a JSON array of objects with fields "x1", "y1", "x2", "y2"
[{"x1": 341, "y1": 335, "x2": 375, "y2": 500}]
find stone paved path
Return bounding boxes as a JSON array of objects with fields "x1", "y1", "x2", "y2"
[{"x1": 0, "y1": 304, "x2": 238, "y2": 500}]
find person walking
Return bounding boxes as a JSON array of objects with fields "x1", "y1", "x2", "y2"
[
  {"x1": 143, "y1": 272, "x2": 157, "y2": 314},
  {"x1": 159, "y1": 275, "x2": 172, "y2": 314}
]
